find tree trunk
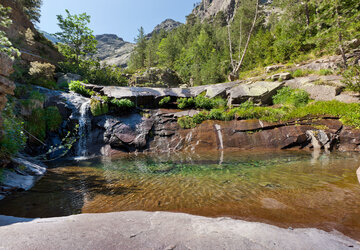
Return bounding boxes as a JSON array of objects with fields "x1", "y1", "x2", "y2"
[{"x1": 233, "y1": 0, "x2": 259, "y2": 75}]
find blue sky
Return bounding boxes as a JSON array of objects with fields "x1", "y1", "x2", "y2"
[{"x1": 39, "y1": 0, "x2": 198, "y2": 42}]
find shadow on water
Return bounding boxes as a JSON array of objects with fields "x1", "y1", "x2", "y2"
[
  {"x1": 0, "y1": 169, "x2": 141, "y2": 218},
  {"x1": 0, "y1": 216, "x2": 34, "y2": 227}
]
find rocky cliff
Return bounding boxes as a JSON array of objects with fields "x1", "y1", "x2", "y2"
[
  {"x1": 95, "y1": 19, "x2": 182, "y2": 68},
  {"x1": 192, "y1": 0, "x2": 272, "y2": 21},
  {"x1": 1, "y1": 0, "x2": 62, "y2": 65},
  {"x1": 146, "y1": 19, "x2": 182, "y2": 38},
  {"x1": 95, "y1": 34, "x2": 135, "y2": 68}
]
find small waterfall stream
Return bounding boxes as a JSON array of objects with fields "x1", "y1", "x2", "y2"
[{"x1": 76, "y1": 100, "x2": 91, "y2": 157}]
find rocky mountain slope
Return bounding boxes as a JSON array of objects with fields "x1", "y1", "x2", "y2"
[
  {"x1": 94, "y1": 34, "x2": 135, "y2": 68},
  {"x1": 146, "y1": 19, "x2": 182, "y2": 38},
  {"x1": 95, "y1": 19, "x2": 182, "y2": 67}
]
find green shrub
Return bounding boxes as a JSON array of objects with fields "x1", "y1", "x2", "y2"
[
  {"x1": 69, "y1": 81, "x2": 94, "y2": 97},
  {"x1": 29, "y1": 90, "x2": 45, "y2": 102},
  {"x1": 177, "y1": 116, "x2": 196, "y2": 129},
  {"x1": 90, "y1": 98, "x2": 109, "y2": 116},
  {"x1": 177, "y1": 96, "x2": 226, "y2": 110},
  {"x1": 273, "y1": 87, "x2": 310, "y2": 107},
  {"x1": 209, "y1": 108, "x2": 225, "y2": 120},
  {"x1": 343, "y1": 66, "x2": 360, "y2": 92},
  {"x1": 159, "y1": 96, "x2": 171, "y2": 107},
  {"x1": 45, "y1": 106, "x2": 62, "y2": 131},
  {"x1": 193, "y1": 111, "x2": 209, "y2": 124},
  {"x1": 110, "y1": 98, "x2": 135, "y2": 109},
  {"x1": 0, "y1": 103, "x2": 26, "y2": 156},
  {"x1": 194, "y1": 95, "x2": 214, "y2": 110},
  {"x1": 177, "y1": 97, "x2": 195, "y2": 109},
  {"x1": 25, "y1": 108, "x2": 46, "y2": 143}
]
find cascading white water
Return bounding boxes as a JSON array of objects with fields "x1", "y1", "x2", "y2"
[
  {"x1": 76, "y1": 100, "x2": 91, "y2": 157},
  {"x1": 214, "y1": 124, "x2": 224, "y2": 150}
]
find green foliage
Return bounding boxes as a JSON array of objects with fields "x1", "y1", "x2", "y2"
[
  {"x1": 292, "y1": 69, "x2": 314, "y2": 78},
  {"x1": 273, "y1": 87, "x2": 310, "y2": 107},
  {"x1": 343, "y1": 65, "x2": 360, "y2": 92},
  {"x1": 45, "y1": 106, "x2": 62, "y2": 131},
  {"x1": 129, "y1": 27, "x2": 147, "y2": 69},
  {"x1": 177, "y1": 96, "x2": 226, "y2": 110},
  {"x1": 177, "y1": 97, "x2": 195, "y2": 109},
  {"x1": 177, "y1": 116, "x2": 196, "y2": 129},
  {"x1": 16, "y1": 0, "x2": 43, "y2": 23},
  {"x1": 0, "y1": 4, "x2": 20, "y2": 58},
  {"x1": 159, "y1": 96, "x2": 171, "y2": 107},
  {"x1": 69, "y1": 81, "x2": 94, "y2": 97},
  {"x1": 110, "y1": 98, "x2": 135, "y2": 109},
  {"x1": 25, "y1": 108, "x2": 46, "y2": 143},
  {"x1": 0, "y1": 103, "x2": 26, "y2": 157},
  {"x1": 90, "y1": 98, "x2": 109, "y2": 117},
  {"x1": 127, "y1": 0, "x2": 360, "y2": 85},
  {"x1": 54, "y1": 9, "x2": 97, "y2": 64},
  {"x1": 318, "y1": 69, "x2": 333, "y2": 76}
]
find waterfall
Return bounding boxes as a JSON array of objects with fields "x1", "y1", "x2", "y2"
[
  {"x1": 76, "y1": 100, "x2": 91, "y2": 157},
  {"x1": 215, "y1": 124, "x2": 224, "y2": 150}
]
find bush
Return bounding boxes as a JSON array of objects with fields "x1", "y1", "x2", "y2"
[
  {"x1": 177, "y1": 116, "x2": 196, "y2": 129},
  {"x1": 209, "y1": 108, "x2": 224, "y2": 120},
  {"x1": 29, "y1": 61, "x2": 56, "y2": 80},
  {"x1": 90, "y1": 98, "x2": 109, "y2": 116},
  {"x1": 273, "y1": 87, "x2": 310, "y2": 107},
  {"x1": 193, "y1": 111, "x2": 209, "y2": 124},
  {"x1": 343, "y1": 66, "x2": 360, "y2": 92},
  {"x1": 159, "y1": 96, "x2": 171, "y2": 107},
  {"x1": 177, "y1": 96, "x2": 227, "y2": 110},
  {"x1": 69, "y1": 81, "x2": 94, "y2": 97},
  {"x1": 110, "y1": 99, "x2": 135, "y2": 109},
  {"x1": 25, "y1": 108, "x2": 46, "y2": 143},
  {"x1": 0, "y1": 103, "x2": 26, "y2": 156},
  {"x1": 45, "y1": 106, "x2": 62, "y2": 131},
  {"x1": 177, "y1": 97, "x2": 195, "y2": 109}
]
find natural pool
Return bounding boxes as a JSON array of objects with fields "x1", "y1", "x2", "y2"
[{"x1": 0, "y1": 150, "x2": 359, "y2": 240}]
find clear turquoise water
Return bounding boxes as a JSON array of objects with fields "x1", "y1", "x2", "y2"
[{"x1": 0, "y1": 150, "x2": 359, "y2": 239}]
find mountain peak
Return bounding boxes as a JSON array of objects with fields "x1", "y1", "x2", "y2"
[{"x1": 146, "y1": 19, "x2": 182, "y2": 38}]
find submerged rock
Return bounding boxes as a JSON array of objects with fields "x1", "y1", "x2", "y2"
[{"x1": 0, "y1": 156, "x2": 47, "y2": 200}]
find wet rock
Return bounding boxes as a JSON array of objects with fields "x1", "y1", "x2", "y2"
[
  {"x1": 95, "y1": 113, "x2": 154, "y2": 152},
  {"x1": 338, "y1": 128, "x2": 360, "y2": 152},
  {"x1": 0, "y1": 156, "x2": 47, "y2": 200}
]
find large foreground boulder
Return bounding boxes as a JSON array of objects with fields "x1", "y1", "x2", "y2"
[{"x1": 0, "y1": 211, "x2": 357, "y2": 249}]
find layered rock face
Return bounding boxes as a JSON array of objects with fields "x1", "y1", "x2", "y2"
[
  {"x1": 0, "y1": 53, "x2": 16, "y2": 140},
  {"x1": 95, "y1": 34, "x2": 135, "y2": 68},
  {"x1": 84, "y1": 109, "x2": 360, "y2": 156}
]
